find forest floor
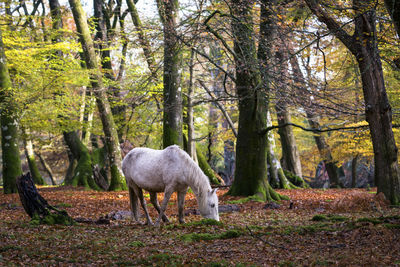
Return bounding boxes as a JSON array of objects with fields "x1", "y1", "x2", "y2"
[{"x1": 0, "y1": 186, "x2": 400, "y2": 266}]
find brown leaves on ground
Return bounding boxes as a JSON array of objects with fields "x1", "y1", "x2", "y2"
[{"x1": 0, "y1": 187, "x2": 400, "y2": 266}]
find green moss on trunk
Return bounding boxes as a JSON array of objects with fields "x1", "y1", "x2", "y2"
[
  {"x1": 26, "y1": 155, "x2": 45, "y2": 185},
  {"x1": 197, "y1": 148, "x2": 222, "y2": 185},
  {"x1": 108, "y1": 164, "x2": 127, "y2": 191}
]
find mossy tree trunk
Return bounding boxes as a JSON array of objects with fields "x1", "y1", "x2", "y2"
[
  {"x1": 183, "y1": 134, "x2": 222, "y2": 185},
  {"x1": 228, "y1": 0, "x2": 284, "y2": 201},
  {"x1": 0, "y1": 27, "x2": 23, "y2": 194},
  {"x1": 63, "y1": 131, "x2": 99, "y2": 190},
  {"x1": 69, "y1": 0, "x2": 126, "y2": 191},
  {"x1": 157, "y1": 0, "x2": 183, "y2": 148},
  {"x1": 22, "y1": 130, "x2": 45, "y2": 185}
]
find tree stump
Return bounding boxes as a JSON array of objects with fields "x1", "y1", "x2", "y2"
[{"x1": 16, "y1": 173, "x2": 75, "y2": 225}]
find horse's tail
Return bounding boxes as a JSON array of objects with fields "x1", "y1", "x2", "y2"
[{"x1": 128, "y1": 186, "x2": 140, "y2": 221}]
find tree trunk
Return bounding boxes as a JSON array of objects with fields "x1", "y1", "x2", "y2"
[
  {"x1": 22, "y1": 132, "x2": 45, "y2": 185},
  {"x1": 304, "y1": 0, "x2": 400, "y2": 204},
  {"x1": 69, "y1": 0, "x2": 126, "y2": 191},
  {"x1": 157, "y1": 0, "x2": 183, "y2": 148},
  {"x1": 63, "y1": 131, "x2": 100, "y2": 190},
  {"x1": 289, "y1": 50, "x2": 340, "y2": 188},
  {"x1": 228, "y1": 0, "x2": 284, "y2": 201},
  {"x1": 36, "y1": 152, "x2": 56, "y2": 185},
  {"x1": 186, "y1": 49, "x2": 197, "y2": 161},
  {"x1": 351, "y1": 154, "x2": 359, "y2": 188},
  {"x1": 275, "y1": 41, "x2": 302, "y2": 178},
  {"x1": 267, "y1": 111, "x2": 297, "y2": 189},
  {"x1": 0, "y1": 27, "x2": 23, "y2": 194},
  {"x1": 16, "y1": 173, "x2": 74, "y2": 225}
]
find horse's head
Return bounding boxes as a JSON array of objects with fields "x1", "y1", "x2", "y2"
[{"x1": 199, "y1": 188, "x2": 219, "y2": 221}]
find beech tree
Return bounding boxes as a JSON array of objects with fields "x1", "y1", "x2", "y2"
[
  {"x1": 228, "y1": 0, "x2": 286, "y2": 201},
  {"x1": 304, "y1": 0, "x2": 400, "y2": 203}
]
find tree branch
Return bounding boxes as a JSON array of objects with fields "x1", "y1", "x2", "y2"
[
  {"x1": 303, "y1": 0, "x2": 357, "y2": 54},
  {"x1": 198, "y1": 79, "x2": 238, "y2": 137},
  {"x1": 259, "y1": 122, "x2": 370, "y2": 136}
]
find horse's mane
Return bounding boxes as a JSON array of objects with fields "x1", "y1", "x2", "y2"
[{"x1": 166, "y1": 145, "x2": 211, "y2": 202}]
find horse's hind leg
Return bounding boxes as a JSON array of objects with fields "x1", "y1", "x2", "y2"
[
  {"x1": 128, "y1": 186, "x2": 140, "y2": 221},
  {"x1": 136, "y1": 188, "x2": 153, "y2": 225},
  {"x1": 150, "y1": 192, "x2": 169, "y2": 223},
  {"x1": 177, "y1": 188, "x2": 188, "y2": 224}
]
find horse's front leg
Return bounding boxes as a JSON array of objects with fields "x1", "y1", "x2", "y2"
[
  {"x1": 150, "y1": 192, "x2": 169, "y2": 222},
  {"x1": 177, "y1": 188, "x2": 188, "y2": 224},
  {"x1": 155, "y1": 186, "x2": 174, "y2": 227}
]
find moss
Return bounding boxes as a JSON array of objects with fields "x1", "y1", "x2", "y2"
[
  {"x1": 383, "y1": 223, "x2": 400, "y2": 229},
  {"x1": 128, "y1": 241, "x2": 145, "y2": 247},
  {"x1": 108, "y1": 164, "x2": 127, "y2": 191},
  {"x1": 187, "y1": 218, "x2": 223, "y2": 226},
  {"x1": 30, "y1": 211, "x2": 75, "y2": 226},
  {"x1": 180, "y1": 229, "x2": 242, "y2": 242},
  {"x1": 219, "y1": 229, "x2": 242, "y2": 239},
  {"x1": 283, "y1": 170, "x2": 309, "y2": 188},
  {"x1": 312, "y1": 214, "x2": 328, "y2": 221},
  {"x1": 197, "y1": 147, "x2": 222, "y2": 185},
  {"x1": 227, "y1": 195, "x2": 265, "y2": 204},
  {"x1": 311, "y1": 214, "x2": 348, "y2": 222},
  {"x1": 357, "y1": 217, "x2": 382, "y2": 225}
]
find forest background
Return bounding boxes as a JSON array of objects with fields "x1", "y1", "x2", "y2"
[{"x1": 0, "y1": 0, "x2": 400, "y2": 203}]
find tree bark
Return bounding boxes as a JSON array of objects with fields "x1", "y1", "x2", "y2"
[
  {"x1": 228, "y1": 0, "x2": 284, "y2": 201},
  {"x1": 22, "y1": 130, "x2": 45, "y2": 185},
  {"x1": 16, "y1": 173, "x2": 74, "y2": 225},
  {"x1": 0, "y1": 26, "x2": 23, "y2": 194},
  {"x1": 69, "y1": 0, "x2": 127, "y2": 191},
  {"x1": 351, "y1": 154, "x2": 359, "y2": 188},
  {"x1": 304, "y1": 0, "x2": 400, "y2": 204},
  {"x1": 36, "y1": 152, "x2": 56, "y2": 185},
  {"x1": 186, "y1": 50, "x2": 197, "y2": 161},
  {"x1": 157, "y1": 0, "x2": 183, "y2": 148}
]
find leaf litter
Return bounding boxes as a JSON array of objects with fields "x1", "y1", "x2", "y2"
[{"x1": 0, "y1": 187, "x2": 400, "y2": 266}]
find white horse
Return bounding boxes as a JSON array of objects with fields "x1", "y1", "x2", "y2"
[{"x1": 122, "y1": 145, "x2": 219, "y2": 226}]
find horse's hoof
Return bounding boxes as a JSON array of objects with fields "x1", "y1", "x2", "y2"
[
  {"x1": 162, "y1": 216, "x2": 170, "y2": 223},
  {"x1": 179, "y1": 220, "x2": 186, "y2": 224}
]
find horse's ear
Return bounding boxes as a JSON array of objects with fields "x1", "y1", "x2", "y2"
[{"x1": 211, "y1": 188, "x2": 218, "y2": 195}]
